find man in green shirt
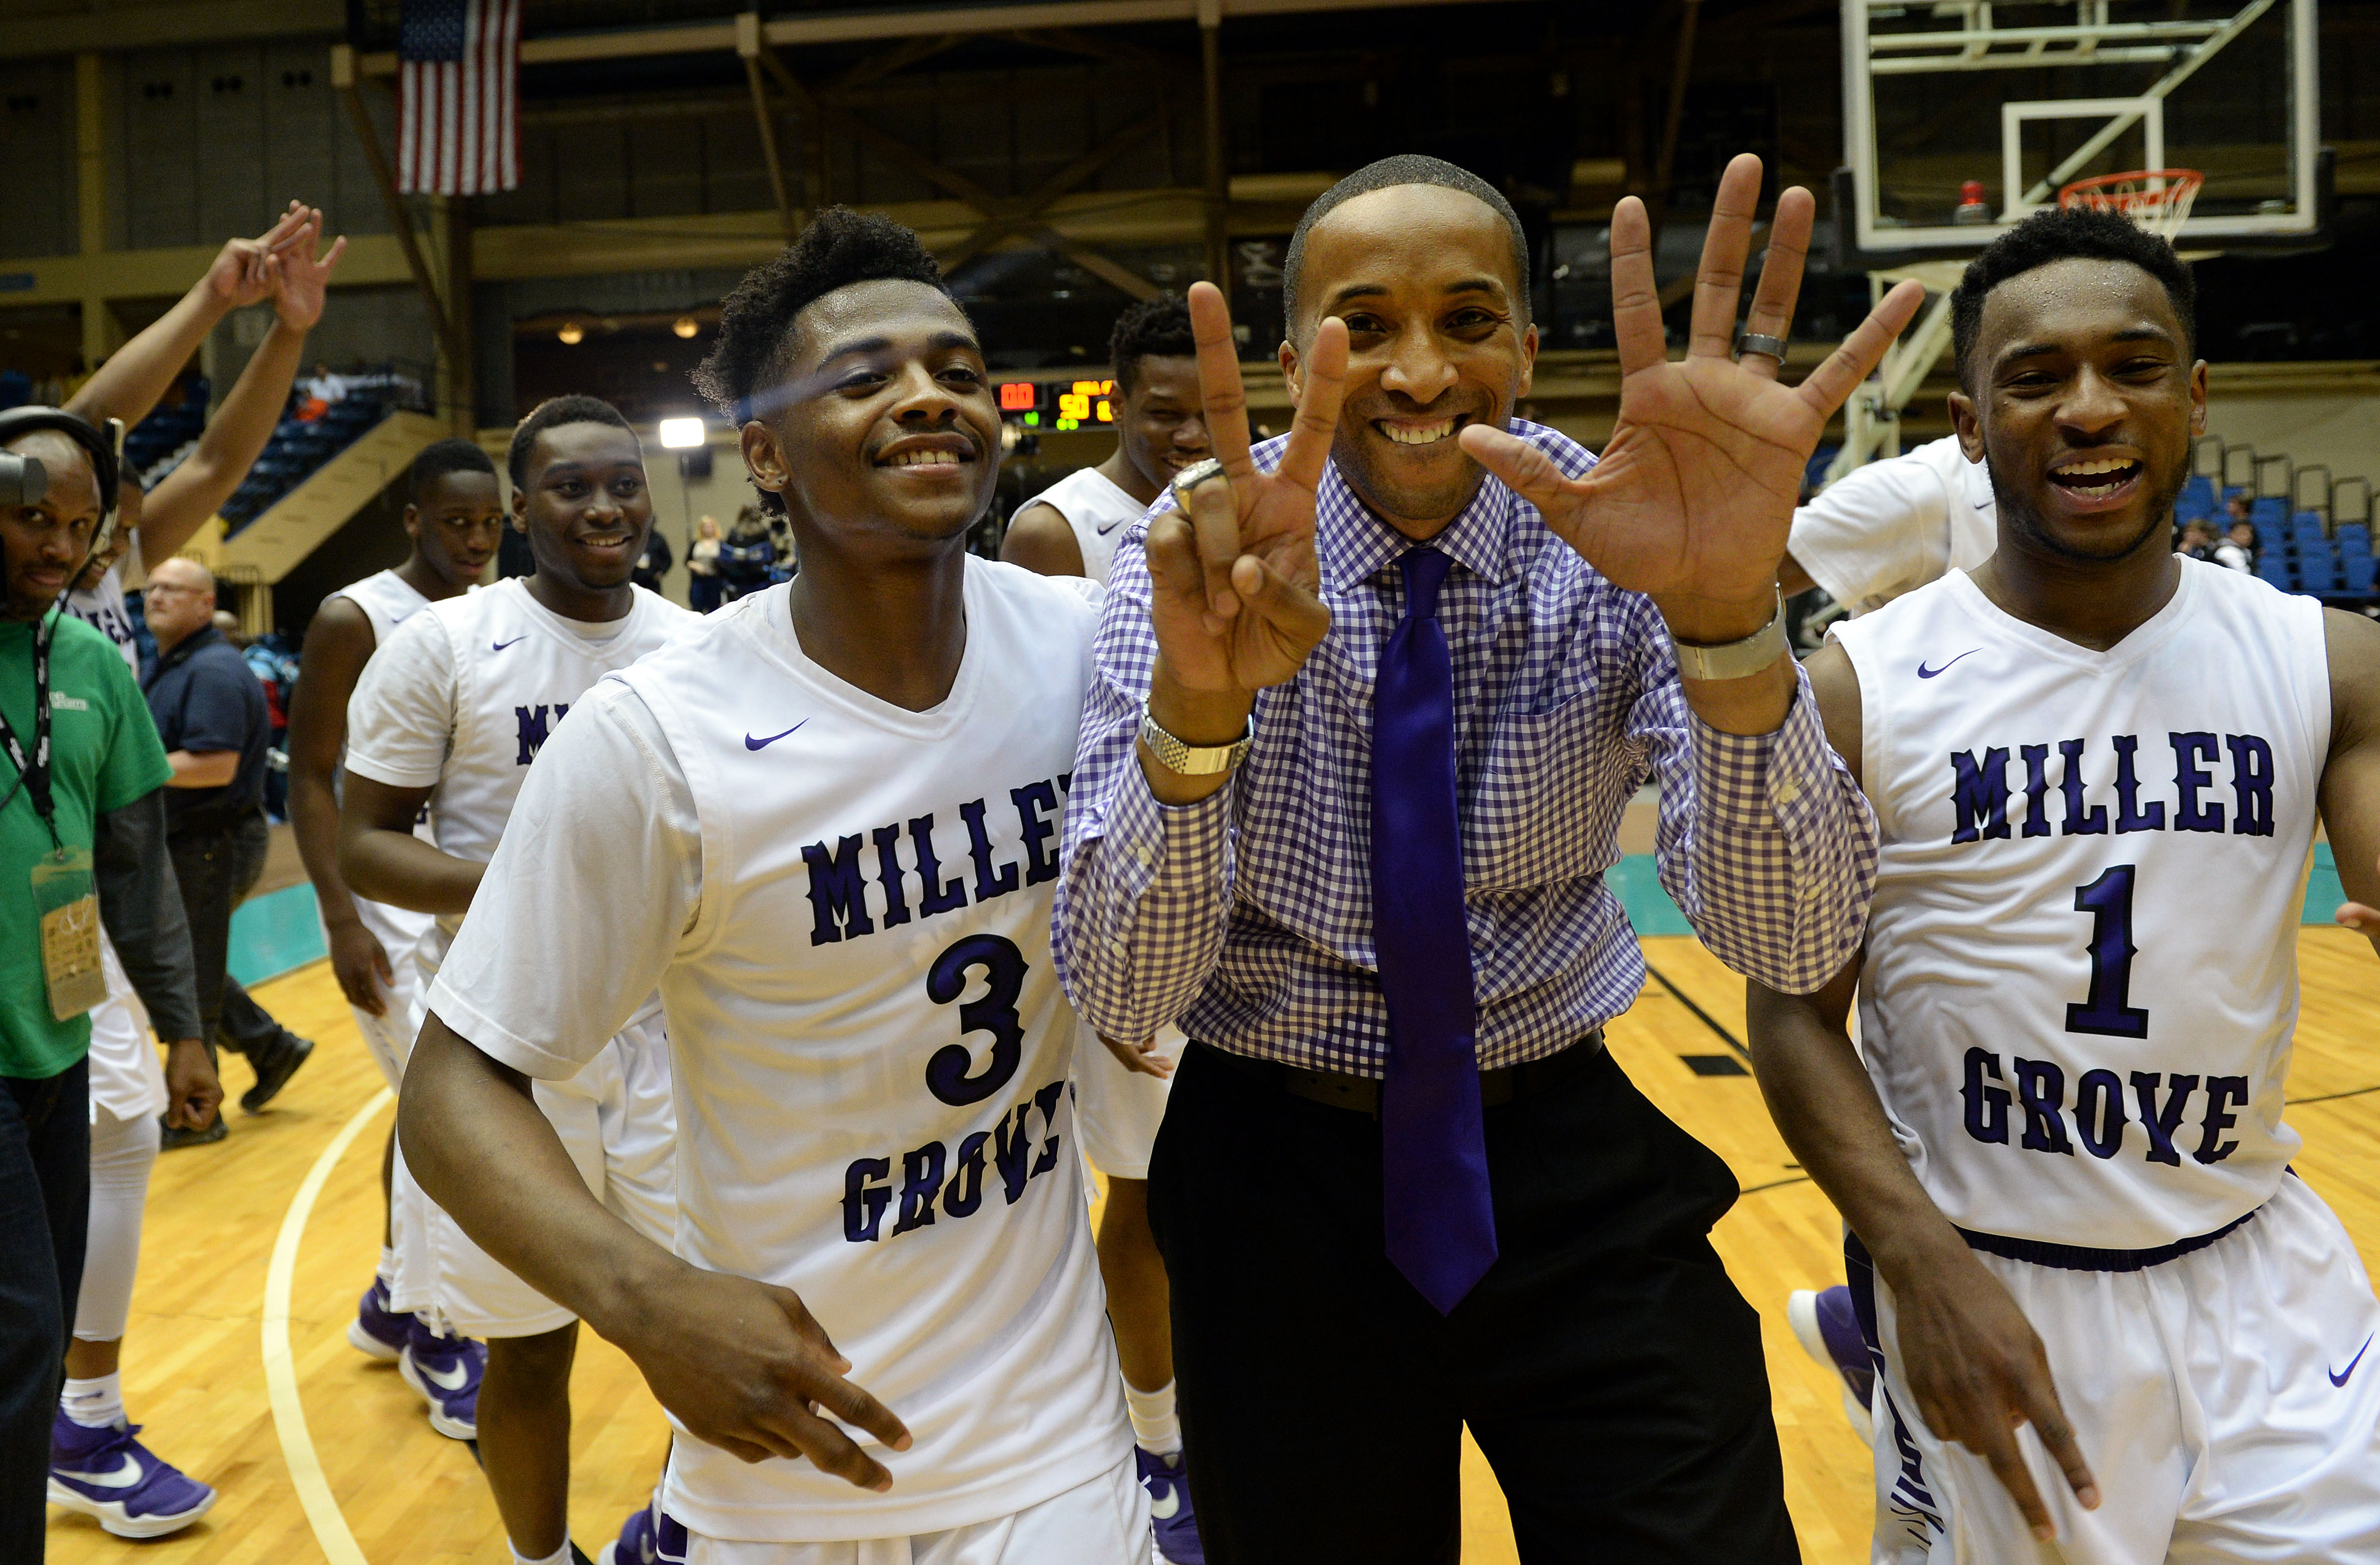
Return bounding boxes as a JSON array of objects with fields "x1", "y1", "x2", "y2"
[{"x1": 0, "y1": 416, "x2": 214, "y2": 1562}]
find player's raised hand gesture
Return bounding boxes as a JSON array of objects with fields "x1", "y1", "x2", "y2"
[
  {"x1": 1459, "y1": 154, "x2": 1925, "y2": 635},
  {"x1": 1144, "y1": 281, "x2": 1345, "y2": 697},
  {"x1": 270, "y1": 207, "x2": 349, "y2": 333},
  {"x1": 198, "y1": 200, "x2": 313, "y2": 315}
]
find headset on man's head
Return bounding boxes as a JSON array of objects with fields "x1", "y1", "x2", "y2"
[{"x1": 0, "y1": 406, "x2": 126, "y2": 592}]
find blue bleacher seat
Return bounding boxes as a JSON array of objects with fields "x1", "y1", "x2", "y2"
[
  {"x1": 2252, "y1": 496, "x2": 2288, "y2": 524},
  {"x1": 2297, "y1": 542, "x2": 2343, "y2": 592},
  {"x1": 2344, "y1": 554, "x2": 2377, "y2": 594},
  {"x1": 2339, "y1": 523, "x2": 2371, "y2": 550}
]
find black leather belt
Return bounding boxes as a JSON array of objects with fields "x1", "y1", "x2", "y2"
[{"x1": 1200, "y1": 1031, "x2": 1605, "y2": 1117}]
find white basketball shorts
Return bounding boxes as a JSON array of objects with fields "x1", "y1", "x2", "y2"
[
  {"x1": 1857, "y1": 1171, "x2": 2380, "y2": 1564},
  {"x1": 325, "y1": 895, "x2": 438, "y2": 1093},
  {"x1": 391, "y1": 1007, "x2": 676, "y2": 1338},
  {"x1": 1073, "y1": 1021, "x2": 1183, "y2": 1182},
  {"x1": 667, "y1": 1449, "x2": 1148, "y2": 1564},
  {"x1": 84, "y1": 934, "x2": 166, "y2": 1124}
]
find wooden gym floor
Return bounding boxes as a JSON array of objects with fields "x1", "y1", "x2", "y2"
[{"x1": 47, "y1": 928, "x2": 2380, "y2": 1565}]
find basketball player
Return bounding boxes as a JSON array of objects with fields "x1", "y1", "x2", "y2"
[
  {"x1": 395, "y1": 209, "x2": 1150, "y2": 1563},
  {"x1": 1779, "y1": 433, "x2": 1997, "y2": 616},
  {"x1": 283, "y1": 438, "x2": 502, "y2": 1381},
  {"x1": 340, "y1": 396, "x2": 689, "y2": 1565},
  {"x1": 1746, "y1": 206, "x2": 2380, "y2": 1562},
  {"x1": 998, "y1": 292, "x2": 1209, "y2": 1561}
]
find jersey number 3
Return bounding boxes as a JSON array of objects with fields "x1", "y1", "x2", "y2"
[
  {"x1": 2066, "y1": 865, "x2": 2149, "y2": 1039},
  {"x1": 924, "y1": 934, "x2": 1028, "y2": 1105}
]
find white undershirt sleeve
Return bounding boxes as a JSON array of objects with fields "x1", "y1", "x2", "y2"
[
  {"x1": 424, "y1": 679, "x2": 703, "y2": 1080},
  {"x1": 343, "y1": 610, "x2": 458, "y2": 789}
]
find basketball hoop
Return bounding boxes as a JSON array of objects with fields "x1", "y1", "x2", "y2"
[{"x1": 2056, "y1": 169, "x2": 2205, "y2": 240}]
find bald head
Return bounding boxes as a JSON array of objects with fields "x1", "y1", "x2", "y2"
[{"x1": 143, "y1": 555, "x2": 219, "y2": 651}]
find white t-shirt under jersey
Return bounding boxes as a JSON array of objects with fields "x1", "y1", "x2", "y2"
[
  {"x1": 424, "y1": 562, "x2": 1130, "y2": 1542},
  {"x1": 1830, "y1": 560, "x2": 2329, "y2": 1250},
  {"x1": 1791, "y1": 435, "x2": 1997, "y2": 616},
  {"x1": 343, "y1": 577, "x2": 696, "y2": 978},
  {"x1": 1028, "y1": 465, "x2": 1147, "y2": 587}
]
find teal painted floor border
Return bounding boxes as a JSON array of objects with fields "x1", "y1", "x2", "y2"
[
  {"x1": 229, "y1": 881, "x2": 326, "y2": 987},
  {"x1": 226, "y1": 843, "x2": 2351, "y2": 988},
  {"x1": 1607, "y1": 843, "x2": 2347, "y2": 939}
]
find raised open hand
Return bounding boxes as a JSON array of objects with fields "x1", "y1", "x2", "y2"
[
  {"x1": 198, "y1": 201, "x2": 312, "y2": 314},
  {"x1": 270, "y1": 207, "x2": 348, "y2": 332},
  {"x1": 1144, "y1": 281, "x2": 1345, "y2": 696},
  {"x1": 1460, "y1": 155, "x2": 1924, "y2": 626}
]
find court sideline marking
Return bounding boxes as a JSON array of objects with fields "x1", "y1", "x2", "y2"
[{"x1": 264, "y1": 1087, "x2": 394, "y2": 1565}]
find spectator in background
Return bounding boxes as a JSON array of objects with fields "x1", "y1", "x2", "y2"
[
  {"x1": 139, "y1": 559, "x2": 312, "y2": 1146},
  {"x1": 210, "y1": 611, "x2": 246, "y2": 649},
  {"x1": 294, "y1": 364, "x2": 347, "y2": 424},
  {"x1": 2177, "y1": 518, "x2": 2217, "y2": 561},
  {"x1": 631, "y1": 525, "x2": 673, "y2": 595},
  {"x1": 2216, "y1": 517, "x2": 2256, "y2": 572},
  {"x1": 716, "y1": 506, "x2": 776, "y2": 601},
  {"x1": 687, "y1": 514, "x2": 723, "y2": 612},
  {"x1": 2225, "y1": 492, "x2": 2252, "y2": 531}
]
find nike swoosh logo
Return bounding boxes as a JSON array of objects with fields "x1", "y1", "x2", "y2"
[
  {"x1": 1148, "y1": 1484, "x2": 1181, "y2": 1520},
  {"x1": 1096, "y1": 515, "x2": 1127, "y2": 534},
  {"x1": 744, "y1": 719, "x2": 808, "y2": 751},
  {"x1": 419, "y1": 1356, "x2": 471, "y2": 1391},
  {"x1": 1917, "y1": 650, "x2": 1980, "y2": 679},
  {"x1": 2332, "y1": 1335, "x2": 2373, "y2": 1387},
  {"x1": 57, "y1": 1453, "x2": 143, "y2": 1489},
  {"x1": 491, "y1": 636, "x2": 526, "y2": 652}
]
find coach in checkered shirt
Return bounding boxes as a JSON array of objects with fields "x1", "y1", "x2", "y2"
[{"x1": 1055, "y1": 153, "x2": 1924, "y2": 1562}]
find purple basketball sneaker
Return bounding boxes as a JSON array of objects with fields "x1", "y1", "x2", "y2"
[
  {"x1": 398, "y1": 1318, "x2": 484, "y2": 1440},
  {"x1": 349, "y1": 1275, "x2": 411, "y2": 1362},
  {"x1": 1788, "y1": 1285, "x2": 1877, "y2": 1441},
  {"x1": 48, "y1": 1410, "x2": 217, "y2": 1538},
  {"x1": 1138, "y1": 1446, "x2": 1205, "y2": 1564}
]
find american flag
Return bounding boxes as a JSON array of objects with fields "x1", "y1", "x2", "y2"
[{"x1": 397, "y1": 0, "x2": 520, "y2": 195}]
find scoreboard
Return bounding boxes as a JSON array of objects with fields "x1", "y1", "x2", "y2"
[{"x1": 995, "y1": 379, "x2": 1116, "y2": 431}]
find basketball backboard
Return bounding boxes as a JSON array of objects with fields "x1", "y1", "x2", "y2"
[{"x1": 1838, "y1": 0, "x2": 2327, "y2": 269}]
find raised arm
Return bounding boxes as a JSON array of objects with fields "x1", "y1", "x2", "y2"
[
  {"x1": 1744, "y1": 641, "x2": 2097, "y2": 1542},
  {"x1": 2322, "y1": 608, "x2": 2380, "y2": 953},
  {"x1": 286, "y1": 598, "x2": 390, "y2": 1013},
  {"x1": 66, "y1": 203, "x2": 310, "y2": 431},
  {"x1": 140, "y1": 210, "x2": 346, "y2": 561}
]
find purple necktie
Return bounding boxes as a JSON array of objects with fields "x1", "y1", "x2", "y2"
[{"x1": 1372, "y1": 547, "x2": 1496, "y2": 1314}]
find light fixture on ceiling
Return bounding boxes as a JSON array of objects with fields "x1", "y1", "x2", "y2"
[
  {"x1": 673, "y1": 316, "x2": 700, "y2": 339},
  {"x1": 659, "y1": 416, "x2": 705, "y2": 450},
  {"x1": 556, "y1": 321, "x2": 584, "y2": 345}
]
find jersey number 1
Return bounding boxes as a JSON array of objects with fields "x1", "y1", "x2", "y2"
[
  {"x1": 2066, "y1": 865, "x2": 2149, "y2": 1039},
  {"x1": 924, "y1": 934, "x2": 1028, "y2": 1105}
]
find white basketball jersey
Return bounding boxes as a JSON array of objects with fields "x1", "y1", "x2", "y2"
[
  {"x1": 345, "y1": 577, "x2": 694, "y2": 974},
  {"x1": 327, "y1": 567, "x2": 431, "y2": 648},
  {"x1": 322, "y1": 569, "x2": 442, "y2": 977},
  {"x1": 606, "y1": 565, "x2": 1127, "y2": 1537},
  {"x1": 1831, "y1": 560, "x2": 2329, "y2": 1250},
  {"x1": 64, "y1": 562, "x2": 140, "y2": 673},
  {"x1": 1031, "y1": 466, "x2": 1146, "y2": 586}
]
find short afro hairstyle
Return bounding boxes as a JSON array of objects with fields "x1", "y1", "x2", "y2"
[
  {"x1": 1109, "y1": 293, "x2": 1195, "y2": 398},
  {"x1": 507, "y1": 395, "x2": 636, "y2": 492},
  {"x1": 1951, "y1": 205, "x2": 2197, "y2": 388},
  {"x1": 693, "y1": 207, "x2": 952, "y2": 426},
  {"x1": 1284, "y1": 155, "x2": 1530, "y2": 340},
  {"x1": 411, "y1": 436, "x2": 497, "y2": 505}
]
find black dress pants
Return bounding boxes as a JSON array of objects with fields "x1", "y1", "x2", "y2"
[
  {"x1": 1146, "y1": 1042, "x2": 1799, "y2": 1565},
  {"x1": 1, "y1": 1058, "x2": 91, "y2": 1563}
]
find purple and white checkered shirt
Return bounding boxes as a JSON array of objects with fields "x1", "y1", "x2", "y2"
[{"x1": 1054, "y1": 421, "x2": 1876, "y2": 1076}]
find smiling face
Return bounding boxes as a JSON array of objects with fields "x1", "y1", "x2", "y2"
[
  {"x1": 1, "y1": 432, "x2": 101, "y2": 622},
  {"x1": 1116, "y1": 355, "x2": 1211, "y2": 493},
  {"x1": 511, "y1": 421, "x2": 654, "y2": 593},
  {"x1": 1953, "y1": 257, "x2": 2206, "y2": 566},
  {"x1": 741, "y1": 279, "x2": 1001, "y2": 556},
  {"x1": 1282, "y1": 184, "x2": 1536, "y2": 538},
  {"x1": 408, "y1": 468, "x2": 506, "y2": 590}
]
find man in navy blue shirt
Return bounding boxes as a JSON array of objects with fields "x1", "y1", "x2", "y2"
[{"x1": 141, "y1": 557, "x2": 310, "y2": 1140}]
